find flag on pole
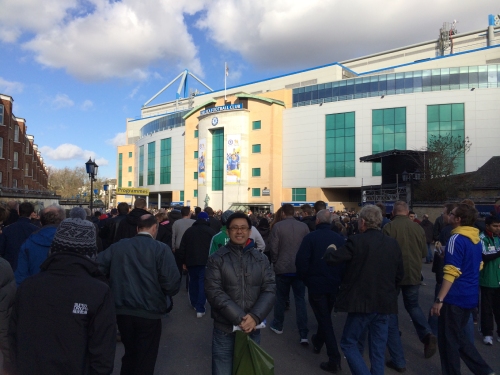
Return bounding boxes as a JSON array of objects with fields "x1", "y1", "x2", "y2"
[
  {"x1": 226, "y1": 63, "x2": 229, "y2": 77},
  {"x1": 224, "y1": 62, "x2": 228, "y2": 101}
]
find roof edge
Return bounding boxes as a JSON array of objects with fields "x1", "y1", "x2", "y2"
[
  {"x1": 182, "y1": 99, "x2": 217, "y2": 120},
  {"x1": 236, "y1": 93, "x2": 285, "y2": 107}
]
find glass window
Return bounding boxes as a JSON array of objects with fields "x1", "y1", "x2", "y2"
[
  {"x1": 138, "y1": 146, "x2": 144, "y2": 186},
  {"x1": 427, "y1": 103, "x2": 465, "y2": 174},
  {"x1": 252, "y1": 188, "x2": 260, "y2": 197},
  {"x1": 180, "y1": 191, "x2": 184, "y2": 202},
  {"x1": 13, "y1": 152, "x2": 18, "y2": 168},
  {"x1": 0, "y1": 172, "x2": 2, "y2": 186},
  {"x1": 194, "y1": 172, "x2": 198, "y2": 179},
  {"x1": 160, "y1": 138, "x2": 171, "y2": 184},
  {"x1": 194, "y1": 151, "x2": 198, "y2": 159},
  {"x1": 0, "y1": 104, "x2": 3, "y2": 125},
  {"x1": 325, "y1": 112, "x2": 355, "y2": 177},
  {"x1": 372, "y1": 107, "x2": 406, "y2": 176},
  {"x1": 147, "y1": 142, "x2": 155, "y2": 185},
  {"x1": 252, "y1": 120, "x2": 261, "y2": 130},
  {"x1": 194, "y1": 130, "x2": 198, "y2": 138},
  {"x1": 194, "y1": 189, "x2": 198, "y2": 198},
  {"x1": 252, "y1": 144, "x2": 261, "y2": 153},
  {"x1": 128, "y1": 152, "x2": 132, "y2": 158},
  {"x1": 0, "y1": 137, "x2": 2, "y2": 158},
  {"x1": 118, "y1": 153, "x2": 123, "y2": 188},
  {"x1": 212, "y1": 129, "x2": 224, "y2": 191},
  {"x1": 13, "y1": 179, "x2": 17, "y2": 188},
  {"x1": 252, "y1": 168, "x2": 261, "y2": 177},
  {"x1": 128, "y1": 166, "x2": 132, "y2": 172},
  {"x1": 14, "y1": 125, "x2": 19, "y2": 142},
  {"x1": 292, "y1": 188, "x2": 306, "y2": 201},
  {"x1": 128, "y1": 181, "x2": 132, "y2": 187},
  {"x1": 25, "y1": 163, "x2": 29, "y2": 176}
]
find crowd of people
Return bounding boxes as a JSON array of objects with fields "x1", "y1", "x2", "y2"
[{"x1": 0, "y1": 198, "x2": 498, "y2": 375}]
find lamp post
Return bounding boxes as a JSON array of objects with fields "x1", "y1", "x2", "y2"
[
  {"x1": 402, "y1": 169, "x2": 421, "y2": 209},
  {"x1": 103, "y1": 183, "x2": 109, "y2": 211},
  {"x1": 85, "y1": 158, "x2": 98, "y2": 212}
]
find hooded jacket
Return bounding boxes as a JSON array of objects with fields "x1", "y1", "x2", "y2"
[
  {"x1": 177, "y1": 219, "x2": 216, "y2": 267},
  {"x1": 9, "y1": 253, "x2": 116, "y2": 375},
  {"x1": 113, "y1": 208, "x2": 150, "y2": 242},
  {"x1": 14, "y1": 225, "x2": 58, "y2": 286},
  {"x1": 205, "y1": 239, "x2": 276, "y2": 333},
  {"x1": 0, "y1": 258, "x2": 16, "y2": 371}
]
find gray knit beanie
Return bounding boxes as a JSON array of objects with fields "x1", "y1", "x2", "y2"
[
  {"x1": 69, "y1": 207, "x2": 87, "y2": 220},
  {"x1": 221, "y1": 210, "x2": 234, "y2": 225},
  {"x1": 50, "y1": 218, "x2": 98, "y2": 260}
]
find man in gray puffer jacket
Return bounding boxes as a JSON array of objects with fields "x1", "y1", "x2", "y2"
[
  {"x1": 0, "y1": 258, "x2": 16, "y2": 374},
  {"x1": 205, "y1": 212, "x2": 276, "y2": 375}
]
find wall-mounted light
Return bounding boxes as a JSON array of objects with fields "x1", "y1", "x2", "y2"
[
  {"x1": 470, "y1": 88, "x2": 476, "y2": 91},
  {"x1": 381, "y1": 95, "x2": 385, "y2": 99}
]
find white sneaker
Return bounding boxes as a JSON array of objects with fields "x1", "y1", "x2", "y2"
[
  {"x1": 300, "y1": 338, "x2": 309, "y2": 346},
  {"x1": 196, "y1": 312, "x2": 205, "y2": 318},
  {"x1": 483, "y1": 336, "x2": 493, "y2": 345},
  {"x1": 270, "y1": 326, "x2": 283, "y2": 334}
]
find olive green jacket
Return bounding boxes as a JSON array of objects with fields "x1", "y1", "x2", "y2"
[{"x1": 383, "y1": 215, "x2": 427, "y2": 285}]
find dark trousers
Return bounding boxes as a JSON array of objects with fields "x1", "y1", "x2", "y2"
[
  {"x1": 480, "y1": 286, "x2": 500, "y2": 337},
  {"x1": 308, "y1": 292, "x2": 341, "y2": 365},
  {"x1": 116, "y1": 315, "x2": 162, "y2": 375},
  {"x1": 437, "y1": 303, "x2": 493, "y2": 375}
]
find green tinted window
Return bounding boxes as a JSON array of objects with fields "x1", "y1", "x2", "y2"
[
  {"x1": 252, "y1": 121, "x2": 261, "y2": 130},
  {"x1": 180, "y1": 191, "x2": 184, "y2": 202},
  {"x1": 194, "y1": 151, "x2": 198, "y2": 159},
  {"x1": 127, "y1": 181, "x2": 132, "y2": 187},
  {"x1": 147, "y1": 142, "x2": 155, "y2": 185},
  {"x1": 194, "y1": 189, "x2": 198, "y2": 198},
  {"x1": 128, "y1": 166, "x2": 132, "y2": 172},
  {"x1": 325, "y1": 112, "x2": 355, "y2": 177},
  {"x1": 160, "y1": 138, "x2": 171, "y2": 184},
  {"x1": 212, "y1": 129, "x2": 224, "y2": 191},
  {"x1": 252, "y1": 188, "x2": 260, "y2": 197},
  {"x1": 194, "y1": 172, "x2": 198, "y2": 179},
  {"x1": 194, "y1": 130, "x2": 198, "y2": 138},
  {"x1": 292, "y1": 188, "x2": 306, "y2": 201},
  {"x1": 128, "y1": 152, "x2": 132, "y2": 158},
  {"x1": 118, "y1": 153, "x2": 123, "y2": 188},
  {"x1": 252, "y1": 144, "x2": 261, "y2": 153},
  {"x1": 252, "y1": 168, "x2": 261, "y2": 177},
  {"x1": 138, "y1": 146, "x2": 144, "y2": 186}
]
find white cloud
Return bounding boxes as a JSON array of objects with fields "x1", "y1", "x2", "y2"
[
  {"x1": 51, "y1": 94, "x2": 74, "y2": 109},
  {"x1": 107, "y1": 132, "x2": 127, "y2": 147},
  {"x1": 128, "y1": 85, "x2": 140, "y2": 99},
  {"x1": 95, "y1": 157, "x2": 109, "y2": 166},
  {"x1": 10, "y1": 0, "x2": 205, "y2": 81},
  {"x1": 0, "y1": 77, "x2": 24, "y2": 94},
  {"x1": 40, "y1": 143, "x2": 96, "y2": 161},
  {"x1": 81, "y1": 99, "x2": 94, "y2": 111},
  {"x1": 196, "y1": 0, "x2": 493, "y2": 70}
]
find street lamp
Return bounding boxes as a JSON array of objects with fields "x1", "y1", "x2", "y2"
[
  {"x1": 85, "y1": 157, "x2": 98, "y2": 211},
  {"x1": 103, "y1": 183, "x2": 109, "y2": 211}
]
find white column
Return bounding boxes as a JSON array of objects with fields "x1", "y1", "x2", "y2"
[{"x1": 158, "y1": 193, "x2": 161, "y2": 209}]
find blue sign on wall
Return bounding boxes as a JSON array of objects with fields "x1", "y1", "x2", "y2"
[{"x1": 200, "y1": 103, "x2": 243, "y2": 115}]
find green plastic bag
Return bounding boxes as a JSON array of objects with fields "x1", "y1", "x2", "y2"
[{"x1": 233, "y1": 331, "x2": 274, "y2": 375}]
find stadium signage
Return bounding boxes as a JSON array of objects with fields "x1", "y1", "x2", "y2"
[{"x1": 200, "y1": 103, "x2": 243, "y2": 115}]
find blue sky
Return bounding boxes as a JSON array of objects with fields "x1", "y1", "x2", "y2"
[{"x1": 0, "y1": 0, "x2": 495, "y2": 178}]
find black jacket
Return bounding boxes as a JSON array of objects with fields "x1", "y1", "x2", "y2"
[
  {"x1": 301, "y1": 215, "x2": 316, "y2": 232},
  {"x1": 324, "y1": 228, "x2": 404, "y2": 314},
  {"x1": 114, "y1": 208, "x2": 149, "y2": 242},
  {"x1": 0, "y1": 217, "x2": 38, "y2": 271},
  {"x1": 9, "y1": 253, "x2": 116, "y2": 375},
  {"x1": 109, "y1": 214, "x2": 127, "y2": 244},
  {"x1": 205, "y1": 240, "x2": 276, "y2": 333},
  {"x1": 208, "y1": 217, "x2": 222, "y2": 233},
  {"x1": 295, "y1": 223, "x2": 346, "y2": 294},
  {"x1": 177, "y1": 219, "x2": 216, "y2": 267}
]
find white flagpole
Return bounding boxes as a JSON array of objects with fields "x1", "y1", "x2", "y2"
[{"x1": 224, "y1": 62, "x2": 227, "y2": 101}]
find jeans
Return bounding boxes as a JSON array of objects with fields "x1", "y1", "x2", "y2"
[
  {"x1": 271, "y1": 275, "x2": 308, "y2": 339},
  {"x1": 116, "y1": 315, "x2": 162, "y2": 375},
  {"x1": 480, "y1": 286, "x2": 500, "y2": 337},
  {"x1": 340, "y1": 313, "x2": 389, "y2": 375},
  {"x1": 400, "y1": 284, "x2": 433, "y2": 342},
  {"x1": 188, "y1": 265, "x2": 206, "y2": 313},
  {"x1": 438, "y1": 303, "x2": 493, "y2": 375},
  {"x1": 386, "y1": 314, "x2": 406, "y2": 368},
  {"x1": 308, "y1": 292, "x2": 341, "y2": 365},
  {"x1": 426, "y1": 243, "x2": 433, "y2": 263},
  {"x1": 212, "y1": 327, "x2": 261, "y2": 375}
]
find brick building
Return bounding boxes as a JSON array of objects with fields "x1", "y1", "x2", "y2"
[{"x1": 0, "y1": 93, "x2": 48, "y2": 191}]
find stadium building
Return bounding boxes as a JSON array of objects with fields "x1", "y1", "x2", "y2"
[{"x1": 117, "y1": 16, "x2": 500, "y2": 212}]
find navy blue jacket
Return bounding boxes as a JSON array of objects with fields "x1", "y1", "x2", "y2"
[
  {"x1": 295, "y1": 223, "x2": 346, "y2": 294},
  {"x1": 0, "y1": 217, "x2": 38, "y2": 271},
  {"x1": 14, "y1": 225, "x2": 57, "y2": 286}
]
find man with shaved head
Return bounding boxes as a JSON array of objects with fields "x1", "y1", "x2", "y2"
[{"x1": 98, "y1": 214, "x2": 181, "y2": 375}]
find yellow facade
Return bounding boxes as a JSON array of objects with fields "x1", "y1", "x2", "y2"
[{"x1": 116, "y1": 144, "x2": 136, "y2": 204}]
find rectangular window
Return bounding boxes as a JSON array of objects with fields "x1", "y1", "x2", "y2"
[
  {"x1": 180, "y1": 191, "x2": 184, "y2": 202},
  {"x1": 14, "y1": 125, "x2": 19, "y2": 142},
  {"x1": 194, "y1": 151, "x2": 198, "y2": 159},
  {"x1": 194, "y1": 189, "x2": 198, "y2": 198},
  {"x1": 0, "y1": 137, "x2": 3, "y2": 158},
  {"x1": 147, "y1": 142, "x2": 155, "y2": 185},
  {"x1": 325, "y1": 111, "x2": 355, "y2": 177},
  {"x1": 372, "y1": 107, "x2": 406, "y2": 176},
  {"x1": 138, "y1": 146, "x2": 144, "y2": 186},
  {"x1": 12, "y1": 179, "x2": 17, "y2": 188},
  {"x1": 427, "y1": 103, "x2": 465, "y2": 174},
  {"x1": 0, "y1": 171, "x2": 2, "y2": 186},
  {"x1": 292, "y1": 188, "x2": 306, "y2": 201},
  {"x1": 252, "y1": 144, "x2": 261, "y2": 153},
  {"x1": 252, "y1": 120, "x2": 261, "y2": 130},
  {"x1": 25, "y1": 163, "x2": 29, "y2": 176},
  {"x1": 128, "y1": 166, "x2": 132, "y2": 172},
  {"x1": 252, "y1": 168, "x2": 261, "y2": 177},
  {"x1": 160, "y1": 138, "x2": 172, "y2": 184},
  {"x1": 25, "y1": 140, "x2": 29, "y2": 154},
  {"x1": 212, "y1": 129, "x2": 224, "y2": 191},
  {"x1": 128, "y1": 181, "x2": 132, "y2": 187},
  {"x1": 13, "y1": 152, "x2": 18, "y2": 168},
  {"x1": 194, "y1": 130, "x2": 198, "y2": 138},
  {"x1": 252, "y1": 188, "x2": 261, "y2": 197},
  {"x1": 128, "y1": 152, "x2": 132, "y2": 158},
  {"x1": 0, "y1": 104, "x2": 3, "y2": 125},
  {"x1": 118, "y1": 153, "x2": 123, "y2": 188},
  {"x1": 194, "y1": 172, "x2": 198, "y2": 179}
]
